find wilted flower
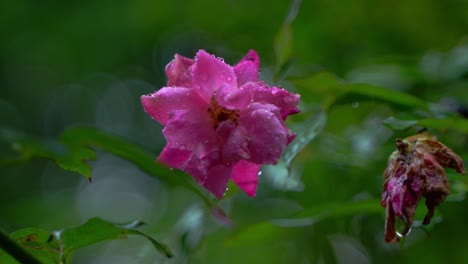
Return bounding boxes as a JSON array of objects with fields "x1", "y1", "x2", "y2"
[
  {"x1": 381, "y1": 132, "x2": 465, "y2": 243},
  {"x1": 141, "y1": 50, "x2": 300, "y2": 198}
]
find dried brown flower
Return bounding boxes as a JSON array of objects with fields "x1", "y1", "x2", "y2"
[{"x1": 381, "y1": 132, "x2": 465, "y2": 243}]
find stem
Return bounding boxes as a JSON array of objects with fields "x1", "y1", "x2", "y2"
[{"x1": 0, "y1": 228, "x2": 42, "y2": 264}]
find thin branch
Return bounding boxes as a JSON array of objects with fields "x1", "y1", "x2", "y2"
[{"x1": 0, "y1": 228, "x2": 42, "y2": 264}]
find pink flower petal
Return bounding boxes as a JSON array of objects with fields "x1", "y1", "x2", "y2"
[
  {"x1": 166, "y1": 54, "x2": 195, "y2": 87},
  {"x1": 387, "y1": 177, "x2": 406, "y2": 216},
  {"x1": 181, "y1": 141, "x2": 230, "y2": 199},
  {"x1": 203, "y1": 164, "x2": 232, "y2": 198},
  {"x1": 183, "y1": 139, "x2": 220, "y2": 186},
  {"x1": 158, "y1": 144, "x2": 192, "y2": 169},
  {"x1": 192, "y1": 50, "x2": 237, "y2": 99},
  {"x1": 214, "y1": 83, "x2": 252, "y2": 110},
  {"x1": 233, "y1": 50, "x2": 260, "y2": 86},
  {"x1": 219, "y1": 122, "x2": 250, "y2": 164},
  {"x1": 248, "y1": 83, "x2": 301, "y2": 120},
  {"x1": 286, "y1": 129, "x2": 297, "y2": 145},
  {"x1": 231, "y1": 160, "x2": 261, "y2": 197},
  {"x1": 240, "y1": 103, "x2": 288, "y2": 164},
  {"x1": 141, "y1": 87, "x2": 208, "y2": 125},
  {"x1": 163, "y1": 109, "x2": 214, "y2": 150}
]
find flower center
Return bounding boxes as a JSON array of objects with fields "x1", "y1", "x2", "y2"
[{"x1": 207, "y1": 97, "x2": 240, "y2": 129}]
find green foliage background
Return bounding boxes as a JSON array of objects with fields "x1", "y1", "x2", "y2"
[{"x1": 1, "y1": 0, "x2": 467, "y2": 263}]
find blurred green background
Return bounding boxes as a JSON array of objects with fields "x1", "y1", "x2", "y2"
[{"x1": 1, "y1": 0, "x2": 467, "y2": 263}]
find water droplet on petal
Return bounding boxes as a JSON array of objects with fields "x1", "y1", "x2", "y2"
[
  {"x1": 226, "y1": 76, "x2": 232, "y2": 82},
  {"x1": 258, "y1": 171, "x2": 262, "y2": 176},
  {"x1": 394, "y1": 214, "x2": 412, "y2": 239},
  {"x1": 352, "y1": 102, "x2": 360, "y2": 108},
  {"x1": 179, "y1": 144, "x2": 187, "y2": 150},
  {"x1": 396, "y1": 227, "x2": 412, "y2": 239}
]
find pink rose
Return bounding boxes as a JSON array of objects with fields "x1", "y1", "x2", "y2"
[{"x1": 141, "y1": 50, "x2": 300, "y2": 198}]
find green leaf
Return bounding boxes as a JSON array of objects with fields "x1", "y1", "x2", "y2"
[
  {"x1": 0, "y1": 228, "x2": 60, "y2": 264},
  {"x1": 289, "y1": 71, "x2": 343, "y2": 94},
  {"x1": 291, "y1": 198, "x2": 382, "y2": 221},
  {"x1": 262, "y1": 108, "x2": 326, "y2": 192},
  {"x1": 382, "y1": 116, "x2": 468, "y2": 134},
  {"x1": 60, "y1": 126, "x2": 184, "y2": 186},
  {"x1": 0, "y1": 126, "x2": 214, "y2": 208},
  {"x1": 289, "y1": 72, "x2": 428, "y2": 111},
  {"x1": 382, "y1": 117, "x2": 418, "y2": 131},
  {"x1": 333, "y1": 83, "x2": 428, "y2": 111},
  {"x1": 0, "y1": 127, "x2": 94, "y2": 180},
  {"x1": 418, "y1": 117, "x2": 468, "y2": 134},
  {"x1": 54, "y1": 144, "x2": 96, "y2": 181},
  {"x1": 0, "y1": 218, "x2": 173, "y2": 263},
  {"x1": 283, "y1": 108, "x2": 327, "y2": 169},
  {"x1": 225, "y1": 221, "x2": 286, "y2": 248},
  {"x1": 288, "y1": 71, "x2": 342, "y2": 105},
  {"x1": 59, "y1": 127, "x2": 214, "y2": 207},
  {"x1": 274, "y1": 24, "x2": 293, "y2": 80},
  {"x1": 227, "y1": 199, "x2": 381, "y2": 247},
  {"x1": 273, "y1": 0, "x2": 302, "y2": 81},
  {"x1": 59, "y1": 217, "x2": 173, "y2": 259}
]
